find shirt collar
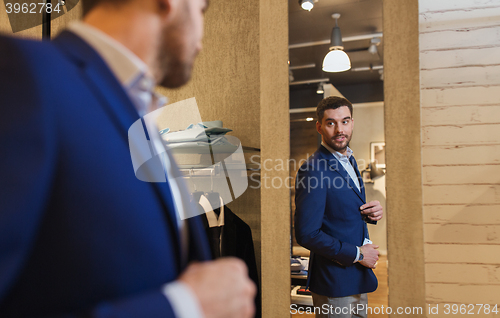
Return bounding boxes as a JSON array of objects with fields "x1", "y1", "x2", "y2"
[
  {"x1": 199, "y1": 195, "x2": 225, "y2": 227},
  {"x1": 67, "y1": 21, "x2": 151, "y2": 89},
  {"x1": 321, "y1": 141, "x2": 353, "y2": 161},
  {"x1": 67, "y1": 21, "x2": 167, "y2": 113}
]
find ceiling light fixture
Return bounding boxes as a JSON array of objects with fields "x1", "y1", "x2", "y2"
[
  {"x1": 316, "y1": 83, "x2": 324, "y2": 94},
  {"x1": 368, "y1": 37, "x2": 381, "y2": 55},
  {"x1": 322, "y1": 13, "x2": 351, "y2": 73},
  {"x1": 299, "y1": 0, "x2": 314, "y2": 11}
]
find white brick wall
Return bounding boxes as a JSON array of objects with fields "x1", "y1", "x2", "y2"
[{"x1": 419, "y1": 0, "x2": 500, "y2": 310}]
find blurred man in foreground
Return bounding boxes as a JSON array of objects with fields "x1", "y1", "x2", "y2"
[{"x1": 0, "y1": 0, "x2": 255, "y2": 317}]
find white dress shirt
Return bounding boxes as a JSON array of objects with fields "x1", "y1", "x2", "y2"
[
  {"x1": 67, "y1": 21, "x2": 204, "y2": 318},
  {"x1": 321, "y1": 142, "x2": 360, "y2": 191},
  {"x1": 321, "y1": 142, "x2": 363, "y2": 263}
]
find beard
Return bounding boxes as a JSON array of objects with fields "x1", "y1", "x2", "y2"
[
  {"x1": 324, "y1": 133, "x2": 352, "y2": 154},
  {"x1": 157, "y1": 54, "x2": 193, "y2": 88},
  {"x1": 156, "y1": 35, "x2": 195, "y2": 88},
  {"x1": 155, "y1": 10, "x2": 197, "y2": 88}
]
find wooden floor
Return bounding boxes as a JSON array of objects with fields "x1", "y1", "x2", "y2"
[
  {"x1": 291, "y1": 255, "x2": 388, "y2": 317},
  {"x1": 367, "y1": 254, "x2": 388, "y2": 318}
]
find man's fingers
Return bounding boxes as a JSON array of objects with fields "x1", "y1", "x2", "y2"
[
  {"x1": 360, "y1": 206, "x2": 382, "y2": 214},
  {"x1": 179, "y1": 258, "x2": 256, "y2": 318},
  {"x1": 367, "y1": 214, "x2": 382, "y2": 221},
  {"x1": 224, "y1": 257, "x2": 248, "y2": 274},
  {"x1": 360, "y1": 200, "x2": 380, "y2": 210},
  {"x1": 360, "y1": 207, "x2": 373, "y2": 214}
]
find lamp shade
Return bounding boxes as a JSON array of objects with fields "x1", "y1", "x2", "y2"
[
  {"x1": 322, "y1": 49, "x2": 351, "y2": 72},
  {"x1": 369, "y1": 163, "x2": 385, "y2": 180},
  {"x1": 316, "y1": 83, "x2": 324, "y2": 94},
  {"x1": 300, "y1": 0, "x2": 314, "y2": 11}
]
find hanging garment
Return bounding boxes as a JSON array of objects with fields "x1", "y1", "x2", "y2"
[{"x1": 196, "y1": 195, "x2": 261, "y2": 318}]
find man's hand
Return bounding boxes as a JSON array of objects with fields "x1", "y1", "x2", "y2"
[
  {"x1": 360, "y1": 200, "x2": 383, "y2": 221},
  {"x1": 179, "y1": 257, "x2": 256, "y2": 318},
  {"x1": 359, "y1": 244, "x2": 379, "y2": 269}
]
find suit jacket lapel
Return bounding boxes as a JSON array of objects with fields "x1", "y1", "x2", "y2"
[
  {"x1": 349, "y1": 156, "x2": 366, "y2": 200},
  {"x1": 53, "y1": 31, "x2": 140, "y2": 140},
  {"x1": 52, "y1": 31, "x2": 189, "y2": 265},
  {"x1": 319, "y1": 146, "x2": 365, "y2": 203}
]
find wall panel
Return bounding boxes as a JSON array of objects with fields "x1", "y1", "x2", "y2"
[
  {"x1": 422, "y1": 125, "x2": 500, "y2": 146},
  {"x1": 425, "y1": 243, "x2": 500, "y2": 264},
  {"x1": 383, "y1": 0, "x2": 426, "y2": 315},
  {"x1": 420, "y1": 5, "x2": 500, "y2": 31},
  {"x1": 426, "y1": 263, "x2": 500, "y2": 285},
  {"x1": 423, "y1": 165, "x2": 500, "y2": 185},
  {"x1": 422, "y1": 145, "x2": 500, "y2": 165},
  {"x1": 419, "y1": 0, "x2": 500, "y2": 13},
  {"x1": 423, "y1": 205, "x2": 500, "y2": 224},
  {"x1": 420, "y1": 46, "x2": 500, "y2": 70},
  {"x1": 421, "y1": 106, "x2": 500, "y2": 126},
  {"x1": 422, "y1": 86, "x2": 500, "y2": 107},
  {"x1": 419, "y1": 0, "x2": 500, "y2": 310},
  {"x1": 423, "y1": 185, "x2": 500, "y2": 205},
  {"x1": 259, "y1": 0, "x2": 290, "y2": 317},
  {"x1": 420, "y1": 25, "x2": 500, "y2": 52}
]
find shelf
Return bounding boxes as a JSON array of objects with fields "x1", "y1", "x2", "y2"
[
  {"x1": 242, "y1": 146, "x2": 261, "y2": 152},
  {"x1": 291, "y1": 273, "x2": 307, "y2": 279},
  {"x1": 291, "y1": 286, "x2": 313, "y2": 306},
  {"x1": 178, "y1": 163, "x2": 260, "y2": 173}
]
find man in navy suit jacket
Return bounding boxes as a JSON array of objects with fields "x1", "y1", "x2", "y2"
[
  {"x1": 0, "y1": 0, "x2": 255, "y2": 317},
  {"x1": 295, "y1": 96, "x2": 383, "y2": 318}
]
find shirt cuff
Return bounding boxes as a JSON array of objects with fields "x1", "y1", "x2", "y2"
[
  {"x1": 162, "y1": 281, "x2": 205, "y2": 318},
  {"x1": 353, "y1": 246, "x2": 361, "y2": 263}
]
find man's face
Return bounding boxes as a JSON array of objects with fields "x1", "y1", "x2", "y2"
[
  {"x1": 316, "y1": 106, "x2": 354, "y2": 155},
  {"x1": 157, "y1": 0, "x2": 208, "y2": 88}
]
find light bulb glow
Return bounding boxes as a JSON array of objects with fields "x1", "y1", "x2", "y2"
[
  {"x1": 322, "y1": 49, "x2": 351, "y2": 73},
  {"x1": 306, "y1": 117, "x2": 314, "y2": 121},
  {"x1": 301, "y1": 0, "x2": 314, "y2": 11}
]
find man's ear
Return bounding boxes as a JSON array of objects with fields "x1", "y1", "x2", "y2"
[
  {"x1": 158, "y1": 0, "x2": 174, "y2": 19},
  {"x1": 316, "y1": 121, "x2": 322, "y2": 135}
]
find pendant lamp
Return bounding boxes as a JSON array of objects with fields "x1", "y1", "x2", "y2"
[
  {"x1": 316, "y1": 83, "x2": 324, "y2": 94},
  {"x1": 322, "y1": 13, "x2": 351, "y2": 73},
  {"x1": 299, "y1": 0, "x2": 314, "y2": 11}
]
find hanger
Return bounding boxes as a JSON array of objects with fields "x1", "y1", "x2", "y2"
[
  {"x1": 189, "y1": 169, "x2": 205, "y2": 204},
  {"x1": 205, "y1": 168, "x2": 221, "y2": 216}
]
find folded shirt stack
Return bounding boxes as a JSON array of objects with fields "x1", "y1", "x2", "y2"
[
  {"x1": 159, "y1": 121, "x2": 238, "y2": 154},
  {"x1": 291, "y1": 257, "x2": 309, "y2": 276}
]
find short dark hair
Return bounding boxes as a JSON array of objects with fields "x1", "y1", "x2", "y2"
[
  {"x1": 316, "y1": 96, "x2": 353, "y2": 122},
  {"x1": 82, "y1": 0, "x2": 130, "y2": 16}
]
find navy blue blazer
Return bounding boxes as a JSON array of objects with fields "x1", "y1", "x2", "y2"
[
  {"x1": 294, "y1": 145, "x2": 377, "y2": 298},
  {"x1": 0, "y1": 32, "x2": 210, "y2": 317}
]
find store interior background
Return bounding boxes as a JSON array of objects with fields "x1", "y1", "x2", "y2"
[
  {"x1": 288, "y1": 0, "x2": 387, "y2": 253},
  {"x1": 1, "y1": 0, "x2": 500, "y2": 317},
  {"x1": 289, "y1": 0, "x2": 387, "y2": 254},
  {"x1": 288, "y1": 0, "x2": 388, "y2": 314},
  {"x1": 290, "y1": 0, "x2": 500, "y2": 316}
]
